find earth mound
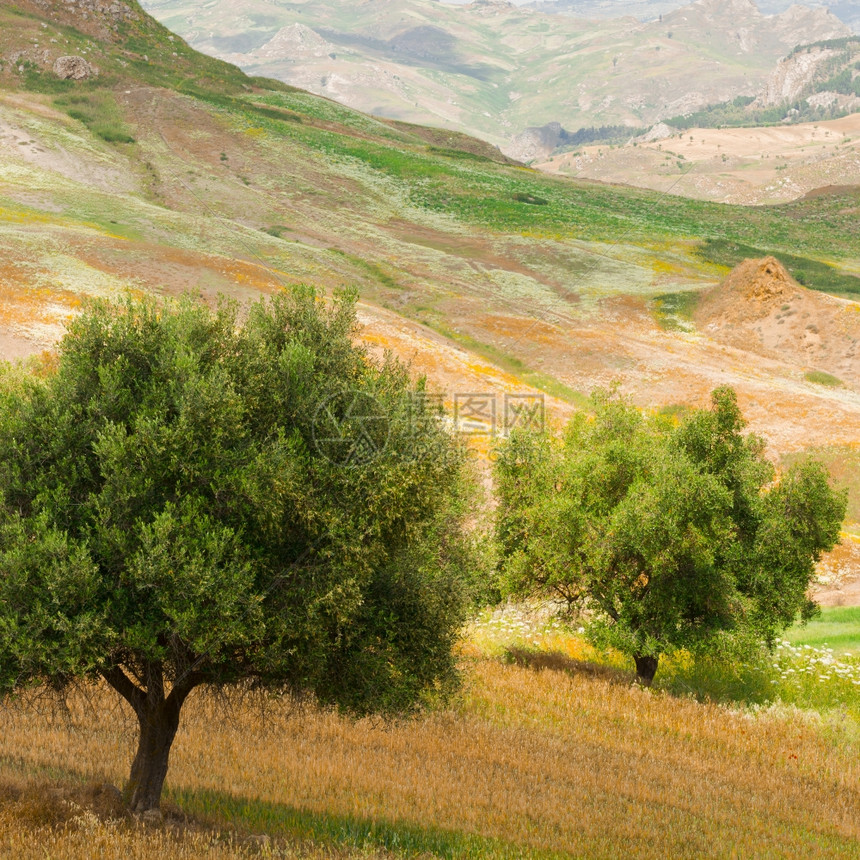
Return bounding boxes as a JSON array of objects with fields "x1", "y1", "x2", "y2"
[
  {"x1": 695, "y1": 257, "x2": 860, "y2": 387},
  {"x1": 703, "y1": 256, "x2": 799, "y2": 316}
]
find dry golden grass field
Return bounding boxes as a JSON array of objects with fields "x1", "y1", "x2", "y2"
[{"x1": 0, "y1": 619, "x2": 858, "y2": 860}]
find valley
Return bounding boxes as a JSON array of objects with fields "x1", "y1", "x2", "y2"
[
  {"x1": 139, "y1": 0, "x2": 850, "y2": 149},
  {"x1": 538, "y1": 112, "x2": 860, "y2": 203},
  {"x1": 2, "y1": 74, "x2": 859, "y2": 457}
]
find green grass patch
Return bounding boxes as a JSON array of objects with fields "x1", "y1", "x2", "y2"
[
  {"x1": 521, "y1": 371, "x2": 589, "y2": 407},
  {"x1": 169, "y1": 787, "x2": 563, "y2": 860},
  {"x1": 805, "y1": 370, "x2": 844, "y2": 388},
  {"x1": 656, "y1": 649, "x2": 776, "y2": 705},
  {"x1": 427, "y1": 146, "x2": 496, "y2": 164},
  {"x1": 263, "y1": 225, "x2": 292, "y2": 239},
  {"x1": 511, "y1": 192, "x2": 548, "y2": 206},
  {"x1": 54, "y1": 90, "x2": 136, "y2": 144},
  {"x1": 651, "y1": 290, "x2": 701, "y2": 331},
  {"x1": 786, "y1": 606, "x2": 860, "y2": 655},
  {"x1": 19, "y1": 61, "x2": 78, "y2": 95},
  {"x1": 330, "y1": 249, "x2": 402, "y2": 291}
]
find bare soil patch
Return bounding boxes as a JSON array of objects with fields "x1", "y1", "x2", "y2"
[{"x1": 538, "y1": 114, "x2": 860, "y2": 204}]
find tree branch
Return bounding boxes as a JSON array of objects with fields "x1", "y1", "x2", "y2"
[
  {"x1": 101, "y1": 666, "x2": 146, "y2": 715},
  {"x1": 166, "y1": 672, "x2": 204, "y2": 715}
]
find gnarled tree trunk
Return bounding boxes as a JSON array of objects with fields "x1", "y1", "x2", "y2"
[
  {"x1": 633, "y1": 654, "x2": 658, "y2": 686},
  {"x1": 125, "y1": 697, "x2": 181, "y2": 813},
  {"x1": 102, "y1": 662, "x2": 198, "y2": 813}
]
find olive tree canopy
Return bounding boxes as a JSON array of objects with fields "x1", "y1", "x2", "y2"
[
  {"x1": 494, "y1": 387, "x2": 846, "y2": 685},
  {"x1": 0, "y1": 290, "x2": 475, "y2": 811}
]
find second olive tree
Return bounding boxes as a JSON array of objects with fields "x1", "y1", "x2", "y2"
[{"x1": 494, "y1": 387, "x2": 845, "y2": 684}]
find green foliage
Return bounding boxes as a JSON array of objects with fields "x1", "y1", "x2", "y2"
[
  {"x1": 0, "y1": 290, "x2": 478, "y2": 805},
  {"x1": 786, "y1": 37, "x2": 860, "y2": 59},
  {"x1": 54, "y1": 91, "x2": 136, "y2": 144},
  {"x1": 651, "y1": 290, "x2": 701, "y2": 330},
  {"x1": 494, "y1": 387, "x2": 846, "y2": 683},
  {"x1": 817, "y1": 67, "x2": 860, "y2": 97},
  {"x1": 805, "y1": 370, "x2": 844, "y2": 388},
  {"x1": 782, "y1": 445, "x2": 860, "y2": 523},
  {"x1": 666, "y1": 101, "x2": 788, "y2": 130}
]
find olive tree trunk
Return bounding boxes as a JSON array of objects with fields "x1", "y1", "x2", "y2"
[
  {"x1": 102, "y1": 663, "x2": 198, "y2": 813},
  {"x1": 125, "y1": 698, "x2": 181, "y2": 813},
  {"x1": 633, "y1": 654, "x2": 659, "y2": 686}
]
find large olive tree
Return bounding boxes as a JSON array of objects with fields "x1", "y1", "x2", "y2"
[
  {"x1": 0, "y1": 289, "x2": 475, "y2": 812},
  {"x1": 495, "y1": 387, "x2": 846, "y2": 685}
]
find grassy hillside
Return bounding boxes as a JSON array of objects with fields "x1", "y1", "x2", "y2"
[
  {"x1": 0, "y1": 618, "x2": 858, "y2": 858},
  {"x1": 1, "y1": 0, "x2": 860, "y2": 464}
]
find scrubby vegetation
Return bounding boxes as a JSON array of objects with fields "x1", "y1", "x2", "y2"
[{"x1": 805, "y1": 369, "x2": 845, "y2": 388}]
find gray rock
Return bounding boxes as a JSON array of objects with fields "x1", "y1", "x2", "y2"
[
  {"x1": 139, "y1": 808, "x2": 163, "y2": 824},
  {"x1": 53, "y1": 55, "x2": 96, "y2": 80}
]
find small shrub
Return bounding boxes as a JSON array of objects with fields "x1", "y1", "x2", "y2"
[
  {"x1": 805, "y1": 370, "x2": 843, "y2": 388},
  {"x1": 511, "y1": 192, "x2": 548, "y2": 206}
]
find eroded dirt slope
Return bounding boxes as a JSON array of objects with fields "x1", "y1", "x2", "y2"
[{"x1": 696, "y1": 257, "x2": 860, "y2": 388}]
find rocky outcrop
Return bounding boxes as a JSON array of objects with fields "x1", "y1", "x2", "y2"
[
  {"x1": 767, "y1": 4, "x2": 848, "y2": 46},
  {"x1": 755, "y1": 47, "x2": 842, "y2": 107},
  {"x1": 504, "y1": 122, "x2": 564, "y2": 161},
  {"x1": 636, "y1": 121, "x2": 677, "y2": 142},
  {"x1": 53, "y1": 55, "x2": 97, "y2": 80},
  {"x1": 18, "y1": 0, "x2": 138, "y2": 41}
]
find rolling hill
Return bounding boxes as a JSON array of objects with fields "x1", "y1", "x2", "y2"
[
  {"x1": 0, "y1": 0, "x2": 859, "y2": 468},
  {"x1": 532, "y1": 0, "x2": 860, "y2": 32},
  {"x1": 536, "y1": 112, "x2": 860, "y2": 203},
  {"x1": 137, "y1": 0, "x2": 848, "y2": 151}
]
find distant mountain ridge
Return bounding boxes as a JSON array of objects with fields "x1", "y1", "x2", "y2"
[
  {"x1": 527, "y1": 0, "x2": 860, "y2": 31},
  {"x1": 140, "y1": 0, "x2": 848, "y2": 152}
]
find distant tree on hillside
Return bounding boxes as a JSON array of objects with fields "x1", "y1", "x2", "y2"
[
  {"x1": 494, "y1": 387, "x2": 845, "y2": 685},
  {"x1": 0, "y1": 290, "x2": 476, "y2": 813}
]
